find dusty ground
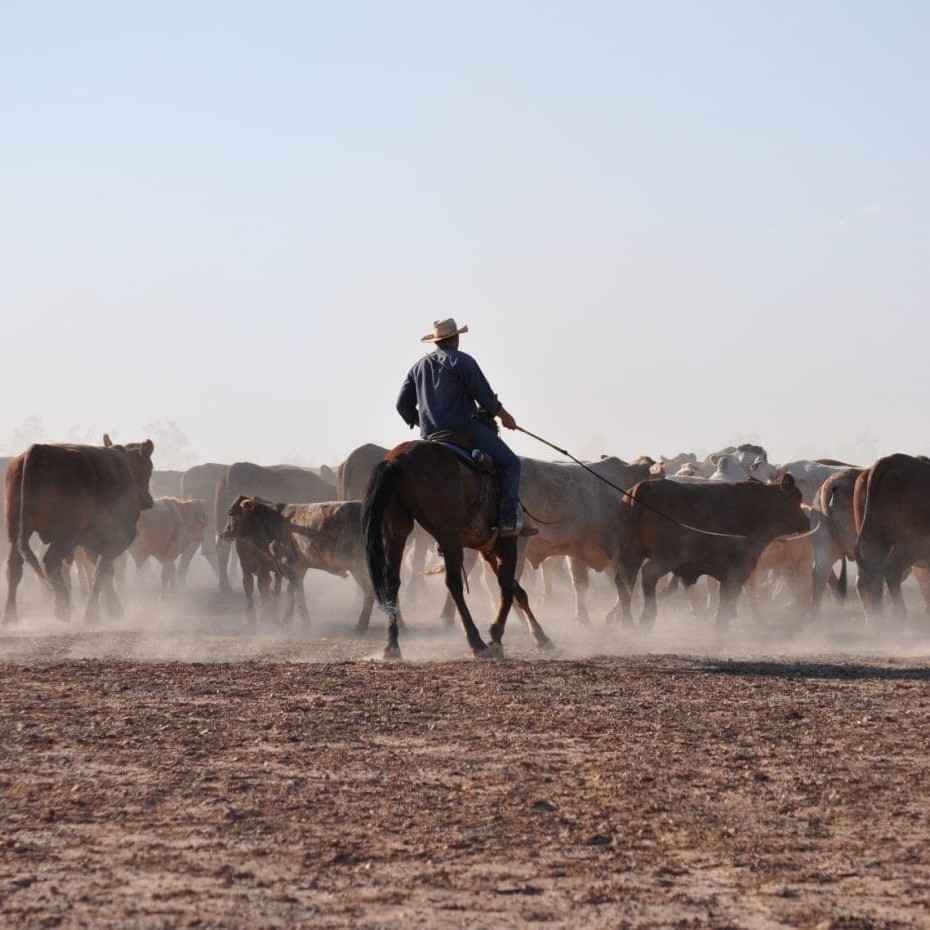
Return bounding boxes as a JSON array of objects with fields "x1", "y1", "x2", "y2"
[{"x1": 2, "y1": 570, "x2": 930, "y2": 929}]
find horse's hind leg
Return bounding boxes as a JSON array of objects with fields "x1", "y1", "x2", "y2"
[{"x1": 382, "y1": 528, "x2": 409, "y2": 659}]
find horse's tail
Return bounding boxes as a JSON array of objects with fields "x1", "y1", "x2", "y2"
[
  {"x1": 836, "y1": 556, "x2": 848, "y2": 600},
  {"x1": 362, "y1": 459, "x2": 403, "y2": 610}
]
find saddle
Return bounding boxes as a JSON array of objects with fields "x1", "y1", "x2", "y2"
[{"x1": 426, "y1": 431, "x2": 497, "y2": 475}]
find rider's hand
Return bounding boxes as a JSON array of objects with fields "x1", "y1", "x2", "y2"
[{"x1": 499, "y1": 408, "x2": 518, "y2": 430}]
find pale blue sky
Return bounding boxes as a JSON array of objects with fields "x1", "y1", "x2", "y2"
[{"x1": 2, "y1": 2, "x2": 927, "y2": 468}]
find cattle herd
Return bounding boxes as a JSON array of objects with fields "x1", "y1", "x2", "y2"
[{"x1": 2, "y1": 435, "x2": 930, "y2": 652}]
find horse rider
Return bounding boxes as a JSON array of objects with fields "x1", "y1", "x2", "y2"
[{"x1": 396, "y1": 318, "x2": 523, "y2": 536}]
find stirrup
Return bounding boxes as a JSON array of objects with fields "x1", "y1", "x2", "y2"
[{"x1": 494, "y1": 513, "x2": 524, "y2": 538}]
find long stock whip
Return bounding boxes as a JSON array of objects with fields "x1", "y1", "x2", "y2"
[{"x1": 514, "y1": 425, "x2": 752, "y2": 540}]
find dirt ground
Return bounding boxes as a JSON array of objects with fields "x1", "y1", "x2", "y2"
[{"x1": 3, "y1": 569, "x2": 930, "y2": 929}]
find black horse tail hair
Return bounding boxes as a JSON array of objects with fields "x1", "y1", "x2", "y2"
[{"x1": 362, "y1": 459, "x2": 403, "y2": 610}]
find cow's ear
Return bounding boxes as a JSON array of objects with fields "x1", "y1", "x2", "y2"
[
  {"x1": 103, "y1": 433, "x2": 113, "y2": 447},
  {"x1": 779, "y1": 474, "x2": 796, "y2": 490},
  {"x1": 141, "y1": 439, "x2": 154, "y2": 458}
]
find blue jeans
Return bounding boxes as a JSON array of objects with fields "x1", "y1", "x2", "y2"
[{"x1": 456, "y1": 419, "x2": 521, "y2": 522}]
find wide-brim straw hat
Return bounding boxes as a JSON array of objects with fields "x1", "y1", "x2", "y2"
[{"x1": 421, "y1": 318, "x2": 469, "y2": 343}]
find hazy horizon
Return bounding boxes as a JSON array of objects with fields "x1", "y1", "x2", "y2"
[{"x1": 3, "y1": 2, "x2": 928, "y2": 470}]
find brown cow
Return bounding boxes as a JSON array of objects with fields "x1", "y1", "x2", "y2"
[
  {"x1": 335, "y1": 443, "x2": 389, "y2": 501},
  {"x1": 854, "y1": 453, "x2": 930, "y2": 623},
  {"x1": 618, "y1": 474, "x2": 808, "y2": 630},
  {"x1": 222, "y1": 495, "x2": 374, "y2": 630},
  {"x1": 128, "y1": 497, "x2": 207, "y2": 597},
  {"x1": 4, "y1": 435, "x2": 154, "y2": 622}
]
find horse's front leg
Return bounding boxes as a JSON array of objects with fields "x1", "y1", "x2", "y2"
[{"x1": 442, "y1": 544, "x2": 488, "y2": 656}]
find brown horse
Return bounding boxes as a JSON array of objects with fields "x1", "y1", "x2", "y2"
[{"x1": 363, "y1": 440, "x2": 552, "y2": 659}]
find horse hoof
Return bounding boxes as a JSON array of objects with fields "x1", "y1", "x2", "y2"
[
  {"x1": 485, "y1": 641, "x2": 505, "y2": 659},
  {"x1": 536, "y1": 636, "x2": 555, "y2": 652},
  {"x1": 383, "y1": 645, "x2": 403, "y2": 661}
]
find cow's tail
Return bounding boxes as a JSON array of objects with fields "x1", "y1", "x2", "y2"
[
  {"x1": 16, "y1": 446, "x2": 46, "y2": 580},
  {"x1": 855, "y1": 459, "x2": 892, "y2": 562},
  {"x1": 362, "y1": 459, "x2": 403, "y2": 610}
]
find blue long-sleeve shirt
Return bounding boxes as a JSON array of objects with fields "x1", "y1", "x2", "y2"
[{"x1": 396, "y1": 347, "x2": 502, "y2": 437}]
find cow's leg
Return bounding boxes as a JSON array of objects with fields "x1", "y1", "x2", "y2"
[
  {"x1": 216, "y1": 536, "x2": 234, "y2": 595},
  {"x1": 84, "y1": 556, "x2": 119, "y2": 624},
  {"x1": 714, "y1": 576, "x2": 742, "y2": 632},
  {"x1": 103, "y1": 564, "x2": 124, "y2": 619},
  {"x1": 279, "y1": 572, "x2": 298, "y2": 626},
  {"x1": 294, "y1": 571, "x2": 311, "y2": 627},
  {"x1": 242, "y1": 571, "x2": 256, "y2": 618},
  {"x1": 160, "y1": 559, "x2": 175, "y2": 600},
  {"x1": 606, "y1": 566, "x2": 635, "y2": 628},
  {"x1": 744, "y1": 571, "x2": 763, "y2": 625},
  {"x1": 177, "y1": 541, "x2": 199, "y2": 585},
  {"x1": 568, "y1": 558, "x2": 591, "y2": 626},
  {"x1": 812, "y1": 556, "x2": 837, "y2": 619},
  {"x1": 440, "y1": 590, "x2": 456, "y2": 628},
  {"x1": 683, "y1": 580, "x2": 710, "y2": 621},
  {"x1": 639, "y1": 559, "x2": 664, "y2": 630},
  {"x1": 913, "y1": 563, "x2": 930, "y2": 615},
  {"x1": 257, "y1": 570, "x2": 275, "y2": 622},
  {"x1": 4, "y1": 549, "x2": 24, "y2": 623},
  {"x1": 884, "y1": 556, "x2": 910, "y2": 625},
  {"x1": 441, "y1": 544, "x2": 488, "y2": 657},
  {"x1": 403, "y1": 528, "x2": 430, "y2": 607},
  {"x1": 855, "y1": 542, "x2": 887, "y2": 623},
  {"x1": 43, "y1": 543, "x2": 72, "y2": 622},
  {"x1": 352, "y1": 571, "x2": 375, "y2": 634}
]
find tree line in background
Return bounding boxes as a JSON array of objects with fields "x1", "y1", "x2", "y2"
[{"x1": 0, "y1": 416, "x2": 883, "y2": 472}]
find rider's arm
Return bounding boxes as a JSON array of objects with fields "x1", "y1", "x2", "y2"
[
  {"x1": 396, "y1": 372, "x2": 419, "y2": 429},
  {"x1": 497, "y1": 407, "x2": 518, "y2": 430}
]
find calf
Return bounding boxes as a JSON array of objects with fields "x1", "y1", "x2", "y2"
[
  {"x1": 222, "y1": 495, "x2": 374, "y2": 630},
  {"x1": 129, "y1": 497, "x2": 207, "y2": 597}
]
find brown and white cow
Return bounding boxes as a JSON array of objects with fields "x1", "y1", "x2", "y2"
[
  {"x1": 4, "y1": 435, "x2": 154, "y2": 622},
  {"x1": 222, "y1": 495, "x2": 374, "y2": 630},
  {"x1": 213, "y1": 463, "x2": 336, "y2": 594}
]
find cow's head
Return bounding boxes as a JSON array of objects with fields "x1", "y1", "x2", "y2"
[
  {"x1": 104, "y1": 434, "x2": 155, "y2": 510},
  {"x1": 222, "y1": 494, "x2": 256, "y2": 542},
  {"x1": 750, "y1": 455, "x2": 778, "y2": 482},
  {"x1": 772, "y1": 474, "x2": 808, "y2": 536}
]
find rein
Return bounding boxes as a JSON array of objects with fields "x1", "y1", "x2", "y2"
[{"x1": 516, "y1": 426, "x2": 764, "y2": 542}]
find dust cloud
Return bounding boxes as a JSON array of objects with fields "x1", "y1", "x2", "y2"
[{"x1": 3, "y1": 550, "x2": 929, "y2": 667}]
